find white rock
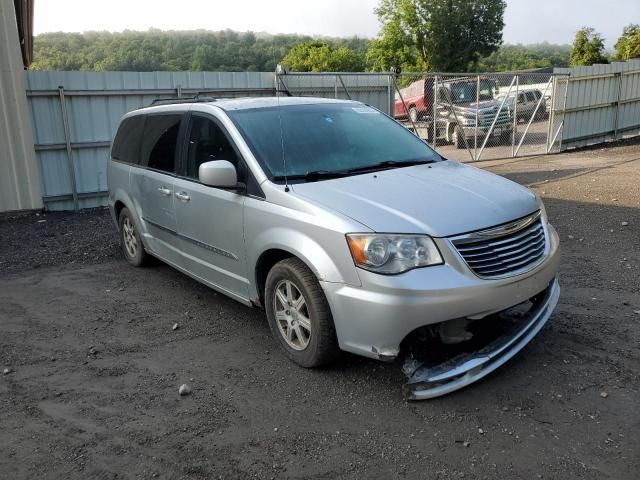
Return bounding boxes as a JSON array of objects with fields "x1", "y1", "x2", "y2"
[
  {"x1": 3, "y1": 368, "x2": 12, "y2": 375},
  {"x1": 600, "y1": 391, "x2": 608, "y2": 398},
  {"x1": 172, "y1": 323, "x2": 179, "y2": 331},
  {"x1": 179, "y1": 384, "x2": 191, "y2": 396},
  {"x1": 478, "y1": 428, "x2": 484, "y2": 434},
  {"x1": 621, "y1": 222, "x2": 629, "y2": 226}
]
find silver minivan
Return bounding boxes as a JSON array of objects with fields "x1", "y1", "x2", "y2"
[{"x1": 108, "y1": 97, "x2": 560, "y2": 399}]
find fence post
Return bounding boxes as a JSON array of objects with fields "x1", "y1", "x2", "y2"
[
  {"x1": 334, "y1": 75, "x2": 338, "y2": 99},
  {"x1": 474, "y1": 75, "x2": 480, "y2": 160},
  {"x1": 613, "y1": 71, "x2": 622, "y2": 140},
  {"x1": 512, "y1": 75, "x2": 519, "y2": 157},
  {"x1": 557, "y1": 75, "x2": 570, "y2": 152},
  {"x1": 57, "y1": 86, "x2": 79, "y2": 211},
  {"x1": 432, "y1": 75, "x2": 438, "y2": 151},
  {"x1": 387, "y1": 74, "x2": 394, "y2": 116}
]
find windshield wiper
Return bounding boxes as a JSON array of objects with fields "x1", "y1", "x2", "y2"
[
  {"x1": 344, "y1": 159, "x2": 438, "y2": 174},
  {"x1": 272, "y1": 170, "x2": 350, "y2": 183}
]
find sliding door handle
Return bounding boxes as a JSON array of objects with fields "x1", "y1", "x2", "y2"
[{"x1": 157, "y1": 186, "x2": 171, "y2": 196}]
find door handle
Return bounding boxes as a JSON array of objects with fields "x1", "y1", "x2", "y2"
[
  {"x1": 157, "y1": 186, "x2": 171, "y2": 196},
  {"x1": 175, "y1": 191, "x2": 190, "y2": 202}
]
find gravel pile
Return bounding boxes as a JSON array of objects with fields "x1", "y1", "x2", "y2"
[{"x1": 0, "y1": 207, "x2": 120, "y2": 274}]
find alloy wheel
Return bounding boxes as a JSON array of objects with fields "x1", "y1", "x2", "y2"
[{"x1": 273, "y1": 280, "x2": 311, "y2": 350}]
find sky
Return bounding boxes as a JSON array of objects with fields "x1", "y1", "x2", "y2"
[{"x1": 33, "y1": 0, "x2": 640, "y2": 49}]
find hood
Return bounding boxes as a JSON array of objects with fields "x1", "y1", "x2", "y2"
[
  {"x1": 452, "y1": 99, "x2": 505, "y2": 115},
  {"x1": 290, "y1": 161, "x2": 538, "y2": 237}
]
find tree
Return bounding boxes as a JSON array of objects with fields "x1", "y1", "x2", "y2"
[
  {"x1": 569, "y1": 27, "x2": 608, "y2": 66},
  {"x1": 614, "y1": 24, "x2": 640, "y2": 60},
  {"x1": 367, "y1": 0, "x2": 506, "y2": 72},
  {"x1": 280, "y1": 41, "x2": 365, "y2": 72}
]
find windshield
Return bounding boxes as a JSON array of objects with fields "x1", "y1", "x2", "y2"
[
  {"x1": 449, "y1": 79, "x2": 495, "y2": 104},
  {"x1": 228, "y1": 103, "x2": 442, "y2": 182}
]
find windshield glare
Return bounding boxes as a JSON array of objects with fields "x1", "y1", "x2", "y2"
[
  {"x1": 228, "y1": 103, "x2": 442, "y2": 181},
  {"x1": 450, "y1": 80, "x2": 495, "y2": 103}
]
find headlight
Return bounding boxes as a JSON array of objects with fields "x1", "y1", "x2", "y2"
[{"x1": 346, "y1": 234, "x2": 444, "y2": 274}]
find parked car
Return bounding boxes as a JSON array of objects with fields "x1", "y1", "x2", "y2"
[
  {"x1": 394, "y1": 77, "x2": 513, "y2": 148},
  {"x1": 108, "y1": 97, "x2": 560, "y2": 399},
  {"x1": 498, "y1": 89, "x2": 547, "y2": 122}
]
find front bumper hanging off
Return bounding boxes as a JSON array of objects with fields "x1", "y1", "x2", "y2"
[{"x1": 403, "y1": 277, "x2": 560, "y2": 400}]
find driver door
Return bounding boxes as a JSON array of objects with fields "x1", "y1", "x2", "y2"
[{"x1": 173, "y1": 113, "x2": 249, "y2": 302}]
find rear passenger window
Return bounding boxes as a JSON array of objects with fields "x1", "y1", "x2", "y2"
[
  {"x1": 111, "y1": 116, "x2": 145, "y2": 164},
  {"x1": 140, "y1": 114, "x2": 182, "y2": 173}
]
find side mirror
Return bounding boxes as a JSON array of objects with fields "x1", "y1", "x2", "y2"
[{"x1": 198, "y1": 160, "x2": 237, "y2": 188}]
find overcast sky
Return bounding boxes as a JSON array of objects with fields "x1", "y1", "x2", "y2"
[{"x1": 34, "y1": 0, "x2": 640, "y2": 48}]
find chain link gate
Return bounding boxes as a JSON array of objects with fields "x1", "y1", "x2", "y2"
[
  {"x1": 276, "y1": 69, "x2": 569, "y2": 162},
  {"x1": 391, "y1": 72, "x2": 569, "y2": 161}
]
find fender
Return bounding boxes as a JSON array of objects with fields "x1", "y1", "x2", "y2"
[{"x1": 246, "y1": 226, "x2": 362, "y2": 301}]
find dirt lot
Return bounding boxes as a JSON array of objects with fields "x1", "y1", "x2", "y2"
[{"x1": 1, "y1": 141, "x2": 639, "y2": 479}]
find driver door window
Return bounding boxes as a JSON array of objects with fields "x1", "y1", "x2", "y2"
[{"x1": 185, "y1": 115, "x2": 240, "y2": 180}]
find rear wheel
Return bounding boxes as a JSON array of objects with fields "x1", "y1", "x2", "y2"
[
  {"x1": 118, "y1": 208, "x2": 149, "y2": 267},
  {"x1": 408, "y1": 107, "x2": 418, "y2": 123},
  {"x1": 265, "y1": 258, "x2": 340, "y2": 367}
]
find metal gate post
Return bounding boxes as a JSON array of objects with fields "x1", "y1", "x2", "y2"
[
  {"x1": 557, "y1": 75, "x2": 570, "y2": 152},
  {"x1": 512, "y1": 75, "x2": 519, "y2": 157},
  {"x1": 387, "y1": 74, "x2": 393, "y2": 116},
  {"x1": 433, "y1": 75, "x2": 438, "y2": 150},
  {"x1": 334, "y1": 75, "x2": 338, "y2": 99},
  {"x1": 474, "y1": 75, "x2": 480, "y2": 160},
  {"x1": 546, "y1": 75, "x2": 556, "y2": 153},
  {"x1": 58, "y1": 86, "x2": 79, "y2": 211}
]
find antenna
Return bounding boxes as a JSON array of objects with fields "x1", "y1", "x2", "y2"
[{"x1": 275, "y1": 63, "x2": 290, "y2": 192}]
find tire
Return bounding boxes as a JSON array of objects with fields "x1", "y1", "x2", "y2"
[
  {"x1": 265, "y1": 258, "x2": 340, "y2": 368},
  {"x1": 118, "y1": 207, "x2": 149, "y2": 267},
  {"x1": 408, "y1": 107, "x2": 418, "y2": 123},
  {"x1": 452, "y1": 126, "x2": 465, "y2": 149}
]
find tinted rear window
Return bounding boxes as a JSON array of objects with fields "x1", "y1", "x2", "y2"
[
  {"x1": 111, "y1": 116, "x2": 145, "y2": 164},
  {"x1": 140, "y1": 114, "x2": 182, "y2": 173}
]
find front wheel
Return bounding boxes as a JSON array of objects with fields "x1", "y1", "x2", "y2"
[
  {"x1": 452, "y1": 126, "x2": 466, "y2": 149},
  {"x1": 265, "y1": 258, "x2": 340, "y2": 367}
]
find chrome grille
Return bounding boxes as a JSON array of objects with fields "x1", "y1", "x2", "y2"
[
  {"x1": 452, "y1": 212, "x2": 546, "y2": 278},
  {"x1": 478, "y1": 108, "x2": 510, "y2": 128}
]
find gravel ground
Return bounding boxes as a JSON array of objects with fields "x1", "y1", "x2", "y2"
[{"x1": 1, "y1": 141, "x2": 639, "y2": 479}]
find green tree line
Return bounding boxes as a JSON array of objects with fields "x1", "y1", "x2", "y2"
[
  {"x1": 31, "y1": 30, "x2": 370, "y2": 72},
  {"x1": 31, "y1": 29, "x2": 571, "y2": 73}
]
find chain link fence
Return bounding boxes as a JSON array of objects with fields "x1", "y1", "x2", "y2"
[{"x1": 276, "y1": 71, "x2": 571, "y2": 162}]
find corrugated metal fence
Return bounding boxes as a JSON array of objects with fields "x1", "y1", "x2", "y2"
[
  {"x1": 25, "y1": 70, "x2": 390, "y2": 211},
  {"x1": 22, "y1": 63, "x2": 640, "y2": 211},
  {"x1": 556, "y1": 59, "x2": 640, "y2": 149}
]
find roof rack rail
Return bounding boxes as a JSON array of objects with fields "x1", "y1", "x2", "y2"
[{"x1": 149, "y1": 95, "x2": 216, "y2": 107}]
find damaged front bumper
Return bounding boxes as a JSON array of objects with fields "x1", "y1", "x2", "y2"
[{"x1": 402, "y1": 277, "x2": 560, "y2": 400}]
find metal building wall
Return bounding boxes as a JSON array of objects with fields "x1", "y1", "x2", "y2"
[
  {"x1": 555, "y1": 59, "x2": 640, "y2": 149},
  {"x1": 25, "y1": 71, "x2": 275, "y2": 210},
  {"x1": 0, "y1": 1, "x2": 42, "y2": 213}
]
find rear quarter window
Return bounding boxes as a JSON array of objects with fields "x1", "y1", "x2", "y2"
[
  {"x1": 111, "y1": 116, "x2": 145, "y2": 164},
  {"x1": 140, "y1": 114, "x2": 183, "y2": 173}
]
